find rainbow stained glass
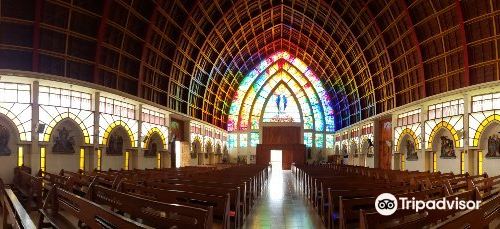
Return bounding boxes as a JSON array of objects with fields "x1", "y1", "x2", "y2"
[
  {"x1": 228, "y1": 134, "x2": 237, "y2": 148},
  {"x1": 304, "y1": 132, "x2": 313, "y2": 147},
  {"x1": 262, "y1": 84, "x2": 301, "y2": 123},
  {"x1": 315, "y1": 133, "x2": 324, "y2": 148},
  {"x1": 250, "y1": 132, "x2": 259, "y2": 146},
  {"x1": 228, "y1": 51, "x2": 335, "y2": 132},
  {"x1": 326, "y1": 134, "x2": 334, "y2": 148}
]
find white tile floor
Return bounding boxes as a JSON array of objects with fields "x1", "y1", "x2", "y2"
[{"x1": 243, "y1": 165, "x2": 325, "y2": 229}]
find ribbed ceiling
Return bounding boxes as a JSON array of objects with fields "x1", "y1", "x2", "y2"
[{"x1": 0, "y1": 0, "x2": 498, "y2": 130}]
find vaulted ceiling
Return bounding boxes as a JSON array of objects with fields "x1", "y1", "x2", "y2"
[{"x1": 0, "y1": 0, "x2": 498, "y2": 130}]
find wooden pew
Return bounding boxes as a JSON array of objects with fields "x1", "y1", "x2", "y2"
[
  {"x1": 144, "y1": 181, "x2": 242, "y2": 228},
  {"x1": 118, "y1": 181, "x2": 231, "y2": 229},
  {"x1": 87, "y1": 184, "x2": 213, "y2": 229},
  {"x1": 13, "y1": 166, "x2": 43, "y2": 211},
  {"x1": 432, "y1": 190, "x2": 500, "y2": 229},
  {"x1": 359, "y1": 189, "x2": 480, "y2": 229},
  {"x1": 59, "y1": 169, "x2": 95, "y2": 195},
  {"x1": 1, "y1": 178, "x2": 36, "y2": 229},
  {"x1": 38, "y1": 185, "x2": 153, "y2": 229}
]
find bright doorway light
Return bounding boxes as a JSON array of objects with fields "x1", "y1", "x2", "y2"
[
  {"x1": 270, "y1": 150, "x2": 282, "y2": 170},
  {"x1": 175, "y1": 141, "x2": 181, "y2": 168}
]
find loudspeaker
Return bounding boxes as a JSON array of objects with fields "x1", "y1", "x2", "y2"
[
  {"x1": 36, "y1": 123, "x2": 46, "y2": 134},
  {"x1": 368, "y1": 139, "x2": 374, "y2": 147}
]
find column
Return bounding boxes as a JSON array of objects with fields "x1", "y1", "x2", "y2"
[
  {"x1": 463, "y1": 93, "x2": 471, "y2": 174},
  {"x1": 373, "y1": 118, "x2": 380, "y2": 168},
  {"x1": 92, "y1": 92, "x2": 100, "y2": 170},
  {"x1": 420, "y1": 104, "x2": 428, "y2": 172},
  {"x1": 136, "y1": 104, "x2": 143, "y2": 169},
  {"x1": 30, "y1": 81, "x2": 39, "y2": 174}
]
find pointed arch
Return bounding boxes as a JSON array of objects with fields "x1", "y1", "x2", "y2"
[
  {"x1": 427, "y1": 121, "x2": 461, "y2": 149},
  {"x1": 472, "y1": 114, "x2": 500, "y2": 147},
  {"x1": 42, "y1": 112, "x2": 91, "y2": 144},
  {"x1": 144, "y1": 127, "x2": 167, "y2": 149},
  {"x1": 248, "y1": 73, "x2": 317, "y2": 129},
  {"x1": 101, "y1": 120, "x2": 136, "y2": 147},
  {"x1": 396, "y1": 128, "x2": 420, "y2": 152},
  {"x1": 259, "y1": 81, "x2": 304, "y2": 123},
  {"x1": 0, "y1": 105, "x2": 31, "y2": 141},
  {"x1": 228, "y1": 51, "x2": 335, "y2": 132}
]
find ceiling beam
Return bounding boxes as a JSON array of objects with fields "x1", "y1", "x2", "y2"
[
  {"x1": 454, "y1": 0, "x2": 469, "y2": 87},
  {"x1": 400, "y1": 0, "x2": 426, "y2": 99},
  {"x1": 93, "y1": 0, "x2": 111, "y2": 84}
]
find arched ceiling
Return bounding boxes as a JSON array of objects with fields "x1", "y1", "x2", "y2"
[{"x1": 0, "y1": 0, "x2": 498, "y2": 130}]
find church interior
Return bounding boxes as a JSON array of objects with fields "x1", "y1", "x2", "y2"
[{"x1": 0, "y1": 0, "x2": 499, "y2": 228}]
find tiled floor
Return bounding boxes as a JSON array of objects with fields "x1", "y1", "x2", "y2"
[{"x1": 243, "y1": 164, "x2": 325, "y2": 229}]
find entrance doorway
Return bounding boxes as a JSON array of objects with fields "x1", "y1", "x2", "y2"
[
  {"x1": 270, "y1": 150, "x2": 282, "y2": 170},
  {"x1": 175, "y1": 141, "x2": 181, "y2": 168}
]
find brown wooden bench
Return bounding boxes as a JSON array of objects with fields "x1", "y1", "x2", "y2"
[
  {"x1": 1, "y1": 178, "x2": 36, "y2": 229},
  {"x1": 118, "y1": 181, "x2": 231, "y2": 229},
  {"x1": 38, "y1": 185, "x2": 153, "y2": 229},
  {"x1": 431, "y1": 190, "x2": 500, "y2": 229},
  {"x1": 87, "y1": 183, "x2": 213, "y2": 229},
  {"x1": 13, "y1": 166, "x2": 43, "y2": 211},
  {"x1": 144, "y1": 181, "x2": 242, "y2": 228},
  {"x1": 359, "y1": 188, "x2": 480, "y2": 229}
]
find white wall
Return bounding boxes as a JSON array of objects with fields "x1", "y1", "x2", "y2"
[
  {"x1": 483, "y1": 158, "x2": 499, "y2": 176},
  {"x1": 366, "y1": 157, "x2": 374, "y2": 168},
  {"x1": 102, "y1": 154, "x2": 124, "y2": 170}
]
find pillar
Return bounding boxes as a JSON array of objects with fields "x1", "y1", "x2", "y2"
[{"x1": 30, "y1": 81, "x2": 39, "y2": 174}]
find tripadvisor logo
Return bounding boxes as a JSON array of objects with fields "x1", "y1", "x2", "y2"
[
  {"x1": 375, "y1": 193, "x2": 481, "y2": 216},
  {"x1": 375, "y1": 193, "x2": 398, "y2": 216}
]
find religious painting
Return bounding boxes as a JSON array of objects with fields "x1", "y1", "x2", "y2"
[
  {"x1": 169, "y1": 118, "x2": 184, "y2": 141},
  {"x1": 222, "y1": 145, "x2": 229, "y2": 163},
  {"x1": 144, "y1": 142, "x2": 158, "y2": 157},
  {"x1": 365, "y1": 139, "x2": 374, "y2": 158},
  {"x1": 106, "y1": 134, "x2": 124, "y2": 155},
  {"x1": 0, "y1": 124, "x2": 11, "y2": 156},
  {"x1": 350, "y1": 140, "x2": 358, "y2": 157},
  {"x1": 341, "y1": 145, "x2": 348, "y2": 155},
  {"x1": 215, "y1": 144, "x2": 222, "y2": 155},
  {"x1": 52, "y1": 127, "x2": 76, "y2": 154},
  {"x1": 406, "y1": 139, "x2": 418, "y2": 160},
  {"x1": 191, "y1": 137, "x2": 201, "y2": 159},
  {"x1": 144, "y1": 133, "x2": 162, "y2": 157},
  {"x1": 486, "y1": 135, "x2": 500, "y2": 158},
  {"x1": 440, "y1": 136, "x2": 456, "y2": 158}
]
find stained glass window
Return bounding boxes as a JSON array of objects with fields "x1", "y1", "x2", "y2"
[
  {"x1": 39, "y1": 86, "x2": 94, "y2": 144},
  {"x1": 0, "y1": 82, "x2": 32, "y2": 141},
  {"x1": 472, "y1": 93, "x2": 500, "y2": 112},
  {"x1": 142, "y1": 108, "x2": 166, "y2": 125},
  {"x1": 397, "y1": 109, "x2": 421, "y2": 127},
  {"x1": 99, "y1": 96, "x2": 135, "y2": 119},
  {"x1": 326, "y1": 134, "x2": 334, "y2": 148},
  {"x1": 239, "y1": 133, "x2": 247, "y2": 147},
  {"x1": 304, "y1": 132, "x2": 313, "y2": 147},
  {"x1": 0, "y1": 82, "x2": 31, "y2": 103},
  {"x1": 39, "y1": 86, "x2": 91, "y2": 109},
  {"x1": 262, "y1": 84, "x2": 302, "y2": 123},
  {"x1": 228, "y1": 134, "x2": 237, "y2": 148},
  {"x1": 315, "y1": 133, "x2": 324, "y2": 148},
  {"x1": 428, "y1": 99, "x2": 464, "y2": 119},
  {"x1": 228, "y1": 51, "x2": 335, "y2": 132},
  {"x1": 250, "y1": 132, "x2": 259, "y2": 146}
]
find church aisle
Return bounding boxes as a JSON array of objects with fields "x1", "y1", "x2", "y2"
[{"x1": 243, "y1": 167, "x2": 325, "y2": 229}]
